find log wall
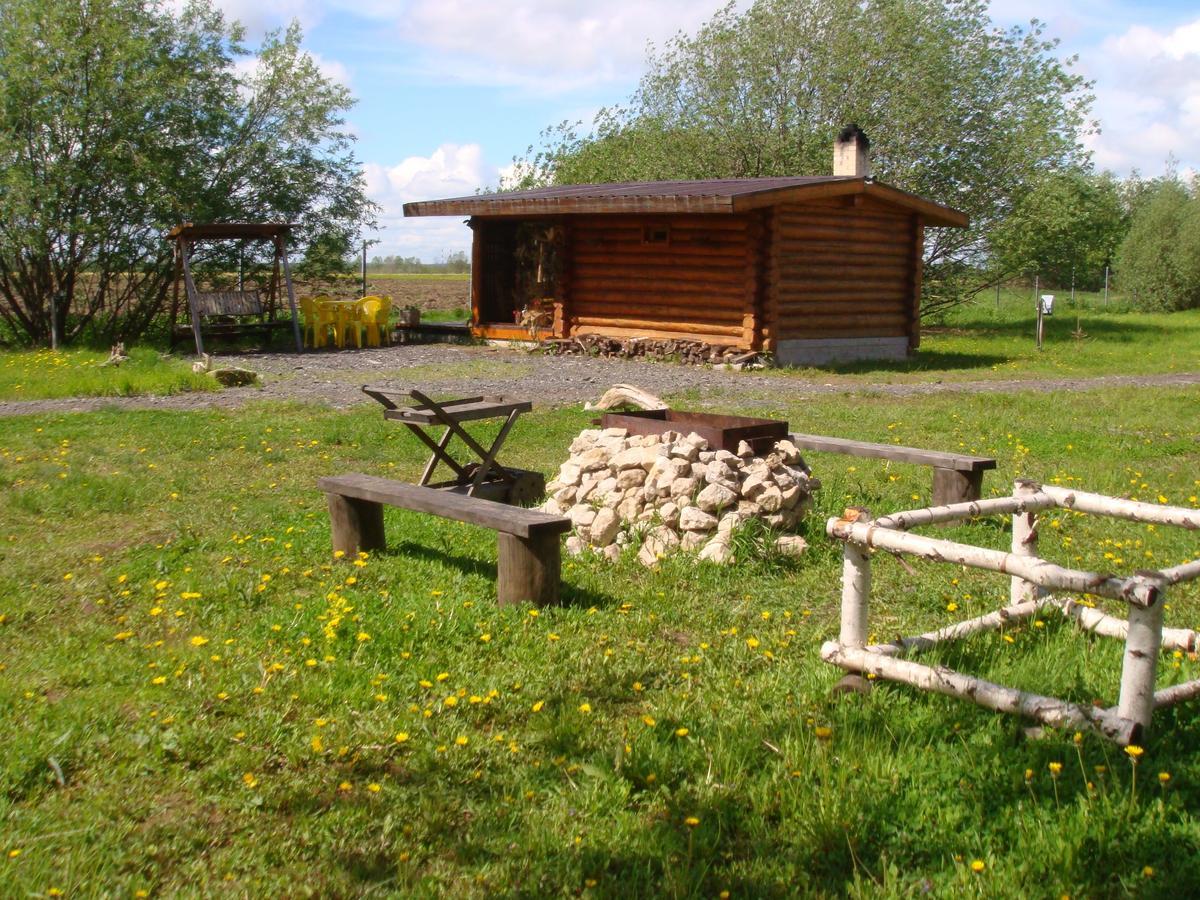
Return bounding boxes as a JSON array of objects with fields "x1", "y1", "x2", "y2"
[
  {"x1": 766, "y1": 197, "x2": 920, "y2": 346},
  {"x1": 565, "y1": 214, "x2": 755, "y2": 348}
]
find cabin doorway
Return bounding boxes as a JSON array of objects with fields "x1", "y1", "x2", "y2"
[{"x1": 477, "y1": 220, "x2": 560, "y2": 330}]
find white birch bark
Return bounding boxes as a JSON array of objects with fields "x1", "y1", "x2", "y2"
[
  {"x1": 1039, "y1": 484, "x2": 1200, "y2": 529},
  {"x1": 874, "y1": 492, "x2": 1054, "y2": 532},
  {"x1": 1117, "y1": 599, "x2": 1165, "y2": 731},
  {"x1": 828, "y1": 518, "x2": 1161, "y2": 607},
  {"x1": 838, "y1": 509, "x2": 872, "y2": 647},
  {"x1": 1056, "y1": 598, "x2": 1198, "y2": 652},
  {"x1": 868, "y1": 599, "x2": 1053, "y2": 657},
  {"x1": 822, "y1": 641, "x2": 1139, "y2": 744}
]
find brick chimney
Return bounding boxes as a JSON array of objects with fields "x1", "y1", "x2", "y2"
[{"x1": 833, "y1": 124, "x2": 870, "y2": 178}]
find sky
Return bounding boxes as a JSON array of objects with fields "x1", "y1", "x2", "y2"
[{"x1": 206, "y1": 0, "x2": 1200, "y2": 260}]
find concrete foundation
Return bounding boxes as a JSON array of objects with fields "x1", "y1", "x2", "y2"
[{"x1": 775, "y1": 337, "x2": 909, "y2": 367}]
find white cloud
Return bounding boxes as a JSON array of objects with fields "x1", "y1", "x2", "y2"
[
  {"x1": 395, "y1": 0, "x2": 728, "y2": 92},
  {"x1": 363, "y1": 143, "x2": 497, "y2": 259},
  {"x1": 202, "y1": 0, "x2": 325, "y2": 36},
  {"x1": 1085, "y1": 17, "x2": 1200, "y2": 176}
]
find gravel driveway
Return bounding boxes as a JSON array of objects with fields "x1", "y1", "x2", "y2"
[{"x1": 1, "y1": 343, "x2": 1198, "y2": 417}]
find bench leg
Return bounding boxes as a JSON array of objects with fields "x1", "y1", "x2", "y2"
[
  {"x1": 932, "y1": 467, "x2": 984, "y2": 506},
  {"x1": 327, "y1": 493, "x2": 386, "y2": 556},
  {"x1": 497, "y1": 532, "x2": 561, "y2": 607}
]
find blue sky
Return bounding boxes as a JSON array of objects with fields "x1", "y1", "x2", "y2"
[{"x1": 205, "y1": 0, "x2": 1200, "y2": 260}]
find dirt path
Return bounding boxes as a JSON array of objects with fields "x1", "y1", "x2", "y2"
[{"x1": 1, "y1": 344, "x2": 1198, "y2": 417}]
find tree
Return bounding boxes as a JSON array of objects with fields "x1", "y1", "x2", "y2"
[
  {"x1": 509, "y1": 0, "x2": 1094, "y2": 314},
  {"x1": 1115, "y1": 177, "x2": 1200, "y2": 311},
  {"x1": 988, "y1": 171, "x2": 1126, "y2": 290},
  {"x1": 0, "y1": 0, "x2": 375, "y2": 347}
]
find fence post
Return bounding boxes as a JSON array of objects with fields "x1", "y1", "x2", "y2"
[{"x1": 839, "y1": 509, "x2": 873, "y2": 648}]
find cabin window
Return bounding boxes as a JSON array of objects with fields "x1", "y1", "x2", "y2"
[{"x1": 642, "y1": 225, "x2": 671, "y2": 245}]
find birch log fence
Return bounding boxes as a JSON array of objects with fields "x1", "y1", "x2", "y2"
[{"x1": 822, "y1": 479, "x2": 1200, "y2": 746}]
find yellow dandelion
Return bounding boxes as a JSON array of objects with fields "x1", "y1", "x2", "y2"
[
  {"x1": 675, "y1": 727, "x2": 689, "y2": 737},
  {"x1": 367, "y1": 783, "x2": 381, "y2": 793},
  {"x1": 444, "y1": 695, "x2": 458, "y2": 707},
  {"x1": 311, "y1": 736, "x2": 324, "y2": 753},
  {"x1": 1125, "y1": 745, "x2": 1145, "y2": 761},
  {"x1": 150, "y1": 676, "x2": 167, "y2": 685},
  {"x1": 970, "y1": 859, "x2": 985, "y2": 873},
  {"x1": 578, "y1": 702, "x2": 592, "y2": 714},
  {"x1": 531, "y1": 700, "x2": 545, "y2": 713},
  {"x1": 338, "y1": 781, "x2": 352, "y2": 792},
  {"x1": 455, "y1": 736, "x2": 469, "y2": 746},
  {"x1": 642, "y1": 715, "x2": 656, "y2": 726},
  {"x1": 1048, "y1": 761, "x2": 1063, "y2": 777},
  {"x1": 1143, "y1": 866, "x2": 1154, "y2": 878},
  {"x1": 242, "y1": 773, "x2": 258, "y2": 788},
  {"x1": 746, "y1": 637, "x2": 760, "y2": 649},
  {"x1": 684, "y1": 816, "x2": 700, "y2": 827},
  {"x1": 394, "y1": 732, "x2": 410, "y2": 744},
  {"x1": 114, "y1": 631, "x2": 134, "y2": 641},
  {"x1": 189, "y1": 635, "x2": 209, "y2": 647},
  {"x1": 1158, "y1": 771, "x2": 1171, "y2": 784},
  {"x1": 814, "y1": 726, "x2": 832, "y2": 740}
]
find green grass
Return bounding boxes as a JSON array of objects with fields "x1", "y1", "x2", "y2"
[
  {"x1": 0, "y1": 347, "x2": 218, "y2": 400},
  {"x1": 1, "y1": 386, "x2": 1199, "y2": 896},
  {"x1": 769, "y1": 291, "x2": 1200, "y2": 383}
]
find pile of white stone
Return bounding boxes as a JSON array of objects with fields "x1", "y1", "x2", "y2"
[{"x1": 540, "y1": 427, "x2": 818, "y2": 566}]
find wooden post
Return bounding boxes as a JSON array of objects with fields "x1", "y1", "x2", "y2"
[
  {"x1": 180, "y1": 239, "x2": 205, "y2": 356},
  {"x1": 279, "y1": 235, "x2": 304, "y2": 353},
  {"x1": 1117, "y1": 597, "x2": 1164, "y2": 734},
  {"x1": 838, "y1": 509, "x2": 872, "y2": 647},
  {"x1": 326, "y1": 493, "x2": 386, "y2": 556},
  {"x1": 1011, "y1": 480, "x2": 1043, "y2": 604},
  {"x1": 497, "y1": 531, "x2": 561, "y2": 606},
  {"x1": 931, "y1": 467, "x2": 983, "y2": 506}
]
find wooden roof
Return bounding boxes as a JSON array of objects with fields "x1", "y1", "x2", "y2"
[
  {"x1": 403, "y1": 177, "x2": 968, "y2": 227},
  {"x1": 167, "y1": 222, "x2": 293, "y2": 241}
]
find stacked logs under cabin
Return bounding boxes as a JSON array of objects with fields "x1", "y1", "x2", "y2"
[{"x1": 402, "y1": 126, "x2": 968, "y2": 366}]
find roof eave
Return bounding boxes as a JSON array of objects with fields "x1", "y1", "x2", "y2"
[{"x1": 402, "y1": 196, "x2": 737, "y2": 217}]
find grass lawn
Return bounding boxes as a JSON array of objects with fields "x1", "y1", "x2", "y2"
[
  {"x1": 0, "y1": 347, "x2": 216, "y2": 401},
  {"x1": 2, "y1": 385, "x2": 1199, "y2": 896},
  {"x1": 773, "y1": 292, "x2": 1200, "y2": 384}
]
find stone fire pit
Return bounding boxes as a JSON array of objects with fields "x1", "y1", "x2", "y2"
[{"x1": 541, "y1": 419, "x2": 819, "y2": 566}]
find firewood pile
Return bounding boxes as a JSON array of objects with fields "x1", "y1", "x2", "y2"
[
  {"x1": 540, "y1": 427, "x2": 818, "y2": 566},
  {"x1": 541, "y1": 335, "x2": 767, "y2": 369}
]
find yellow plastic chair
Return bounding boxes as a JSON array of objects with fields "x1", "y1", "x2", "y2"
[
  {"x1": 358, "y1": 295, "x2": 392, "y2": 347},
  {"x1": 300, "y1": 296, "x2": 335, "y2": 348},
  {"x1": 334, "y1": 300, "x2": 362, "y2": 348}
]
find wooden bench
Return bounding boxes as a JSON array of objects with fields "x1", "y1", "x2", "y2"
[
  {"x1": 171, "y1": 290, "x2": 293, "y2": 348},
  {"x1": 787, "y1": 433, "x2": 997, "y2": 506},
  {"x1": 318, "y1": 473, "x2": 571, "y2": 606}
]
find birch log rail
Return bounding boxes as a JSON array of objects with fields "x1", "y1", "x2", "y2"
[{"x1": 822, "y1": 479, "x2": 1200, "y2": 745}]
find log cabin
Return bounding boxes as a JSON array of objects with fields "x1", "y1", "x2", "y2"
[{"x1": 403, "y1": 128, "x2": 968, "y2": 365}]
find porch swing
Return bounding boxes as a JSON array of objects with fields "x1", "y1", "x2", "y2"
[{"x1": 166, "y1": 222, "x2": 303, "y2": 354}]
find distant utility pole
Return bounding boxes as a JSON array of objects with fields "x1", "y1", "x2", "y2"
[{"x1": 1034, "y1": 275, "x2": 1043, "y2": 351}]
